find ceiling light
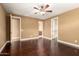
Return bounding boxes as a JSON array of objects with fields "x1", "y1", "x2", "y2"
[{"x1": 34, "y1": 4, "x2": 52, "y2": 15}]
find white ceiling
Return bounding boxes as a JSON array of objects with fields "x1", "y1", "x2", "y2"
[{"x1": 2, "y1": 3, "x2": 79, "y2": 19}]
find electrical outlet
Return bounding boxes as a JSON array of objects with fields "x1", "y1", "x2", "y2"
[{"x1": 75, "y1": 40, "x2": 78, "y2": 43}]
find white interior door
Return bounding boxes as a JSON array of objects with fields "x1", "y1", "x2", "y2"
[
  {"x1": 11, "y1": 17, "x2": 20, "y2": 42},
  {"x1": 51, "y1": 17, "x2": 58, "y2": 40}
]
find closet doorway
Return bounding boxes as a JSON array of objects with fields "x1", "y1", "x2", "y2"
[
  {"x1": 10, "y1": 15, "x2": 21, "y2": 42},
  {"x1": 51, "y1": 17, "x2": 58, "y2": 40}
]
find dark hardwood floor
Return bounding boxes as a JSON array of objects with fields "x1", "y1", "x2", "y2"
[
  {"x1": 1, "y1": 38, "x2": 79, "y2": 56},
  {"x1": 0, "y1": 42, "x2": 10, "y2": 56}
]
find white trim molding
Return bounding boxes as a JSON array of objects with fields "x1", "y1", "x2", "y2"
[
  {"x1": 51, "y1": 17, "x2": 58, "y2": 40},
  {"x1": 0, "y1": 41, "x2": 10, "y2": 53},
  {"x1": 10, "y1": 14, "x2": 21, "y2": 42},
  {"x1": 58, "y1": 40, "x2": 79, "y2": 49},
  {"x1": 21, "y1": 36, "x2": 52, "y2": 41},
  {"x1": 43, "y1": 36, "x2": 52, "y2": 40},
  {"x1": 21, "y1": 36, "x2": 41, "y2": 41}
]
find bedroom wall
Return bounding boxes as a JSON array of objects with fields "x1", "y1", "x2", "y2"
[
  {"x1": 58, "y1": 8, "x2": 79, "y2": 45},
  {"x1": 21, "y1": 16, "x2": 40, "y2": 39},
  {"x1": 43, "y1": 18, "x2": 51, "y2": 39},
  {"x1": 0, "y1": 5, "x2": 6, "y2": 48},
  {"x1": 21, "y1": 16, "x2": 52, "y2": 39}
]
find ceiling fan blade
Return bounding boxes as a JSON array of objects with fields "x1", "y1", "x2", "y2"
[
  {"x1": 33, "y1": 7, "x2": 39, "y2": 10},
  {"x1": 45, "y1": 4, "x2": 49, "y2": 9},
  {"x1": 46, "y1": 10, "x2": 52, "y2": 12},
  {"x1": 41, "y1": 5, "x2": 44, "y2": 9}
]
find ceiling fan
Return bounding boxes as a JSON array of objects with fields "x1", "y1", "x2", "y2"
[{"x1": 33, "y1": 4, "x2": 52, "y2": 15}]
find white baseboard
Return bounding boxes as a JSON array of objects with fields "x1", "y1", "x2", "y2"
[
  {"x1": 0, "y1": 41, "x2": 10, "y2": 53},
  {"x1": 58, "y1": 40, "x2": 79, "y2": 49},
  {"x1": 21, "y1": 36, "x2": 52, "y2": 41},
  {"x1": 21, "y1": 36, "x2": 41, "y2": 41},
  {"x1": 43, "y1": 36, "x2": 52, "y2": 40}
]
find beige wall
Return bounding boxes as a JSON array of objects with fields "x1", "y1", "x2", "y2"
[
  {"x1": 0, "y1": 5, "x2": 6, "y2": 48},
  {"x1": 58, "y1": 8, "x2": 79, "y2": 44},
  {"x1": 21, "y1": 16, "x2": 52, "y2": 39},
  {"x1": 21, "y1": 16, "x2": 39, "y2": 39},
  {"x1": 43, "y1": 19, "x2": 51, "y2": 38}
]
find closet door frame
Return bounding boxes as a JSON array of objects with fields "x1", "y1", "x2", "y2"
[
  {"x1": 10, "y1": 14, "x2": 21, "y2": 42},
  {"x1": 51, "y1": 17, "x2": 58, "y2": 40}
]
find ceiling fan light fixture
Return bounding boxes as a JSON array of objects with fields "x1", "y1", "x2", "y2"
[
  {"x1": 40, "y1": 11, "x2": 45, "y2": 15},
  {"x1": 34, "y1": 4, "x2": 52, "y2": 15}
]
